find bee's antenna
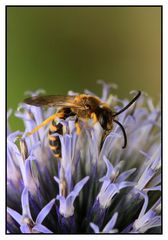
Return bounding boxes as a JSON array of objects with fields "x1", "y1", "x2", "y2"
[
  {"x1": 113, "y1": 119, "x2": 127, "y2": 148},
  {"x1": 112, "y1": 91, "x2": 141, "y2": 117}
]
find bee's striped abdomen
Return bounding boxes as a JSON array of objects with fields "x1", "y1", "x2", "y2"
[
  {"x1": 48, "y1": 121, "x2": 63, "y2": 158},
  {"x1": 48, "y1": 108, "x2": 75, "y2": 158}
]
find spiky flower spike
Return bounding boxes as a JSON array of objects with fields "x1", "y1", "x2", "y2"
[{"x1": 7, "y1": 81, "x2": 161, "y2": 234}]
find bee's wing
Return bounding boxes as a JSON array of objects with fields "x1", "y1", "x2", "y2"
[{"x1": 24, "y1": 95, "x2": 80, "y2": 108}]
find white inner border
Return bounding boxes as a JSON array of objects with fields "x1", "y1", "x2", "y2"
[{"x1": 0, "y1": 1, "x2": 167, "y2": 239}]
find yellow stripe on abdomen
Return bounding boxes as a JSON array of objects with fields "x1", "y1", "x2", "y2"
[{"x1": 48, "y1": 121, "x2": 63, "y2": 158}]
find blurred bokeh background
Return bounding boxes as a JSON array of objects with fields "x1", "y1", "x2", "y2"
[{"x1": 7, "y1": 6, "x2": 161, "y2": 131}]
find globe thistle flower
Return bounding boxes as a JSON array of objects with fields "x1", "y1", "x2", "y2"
[{"x1": 7, "y1": 81, "x2": 161, "y2": 234}]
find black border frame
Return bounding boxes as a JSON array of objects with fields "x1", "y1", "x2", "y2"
[{"x1": 5, "y1": 5, "x2": 163, "y2": 235}]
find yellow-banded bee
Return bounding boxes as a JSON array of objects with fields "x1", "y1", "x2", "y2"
[{"x1": 24, "y1": 91, "x2": 141, "y2": 158}]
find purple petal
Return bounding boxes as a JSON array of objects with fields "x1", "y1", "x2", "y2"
[
  {"x1": 24, "y1": 89, "x2": 46, "y2": 97},
  {"x1": 143, "y1": 209, "x2": 156, "y2": 221},
  {"x1": 29, "y1": 141, "x2": 41, "y2": 155},
  {"x1": 116, "y1": 168, "x2": 136, "y2": 182},
  {"x1": 57, "y1": 176, "x2": 89, "y2": 218},
  {"x1": 33, "y1": 224, "x2": 53, "y2": 233},
  {"x1": 118, "y1": 181, "x2": 135, "y2": 189},
  {"x1": 7, "y1": 207, "x2": 22, "y2": 225},
  {"x1": 56, "y1": 195, "x2": 65, "y2": 204},
  {"x1": 144, "y1": 186, "x2": 161, "y2": 192},
  {"x1": 56, "y1": 195, "x2": 73, "y2": 218},
  {"x1": 97, "y1": 80, "x2": 117, "y2": 101},
  {"x1": 21, "y1": 187, "x2": 32, "y2": 220},
  {"x1": 90, "y1": 223, "x2": 100, "y2": 233},
  {"x1": 15, "y1": 106, "x2": 39, "y2": 144},
  {"x1": 15, "y1": 111, "x2": 31, "y2": 121},
  {"x1": 100, "y1": 132, "x2": 121, "y2": 157},
  {"x1": 133, "y1": 209, "x2": 161, "y2": 233},
  {"x1": 24, "y1": 158, "x2": 39, "y2": 193},
  {"x1": 30, "y1": 106, "x2": 46, "y2": 141},
  {"x1": 7, "y1": 140, "x2": 22, "y2": 161},
  {"x1": 146, "y1": 216, "x2": 161, "y2": 228},
  {"x1": 139, "y1": 150, "x2": 151, "y2": 160},
  {"x1": 103, "y1": 212, "x2": 118, "y2": 233},
  {"x1": 137, "y1": 191, "x2": 149, "y2": 218},
  {"x1": 124, "y1": 115, "x2": 136, "y2": 128},
  {"x1": 20, "y1": 224, "x2": 31, "y2": 233},
  {"x1": 151, "y1": 198, "x2": 161, "y2": 211},
  {"x1": 58, "y1": 134, "x2": 73, "y2": 189},
  {"x1": 98, "y1": 184, "x2": 119, "y2": 208},
  {"x1": 136, "y1": 167, "x2": 155, "y2": 190},
  {"x1": 7, "y1": 142, "x2": 22, "y2": 185},
  {"x1": 59, "y1": 135, "x2": 72, "y2": 165},
  {"x1": 99, "y1": 176, "x2": 110, "y2": 183},
  {"x1": 150, "y1": 145, "x2": 161, "y2": 170},
  {"x1": 99, "y1": 180, "x2": 111, "y2": 194},
  {"x1": 84, "y1": 89, "x2": 97, "y2": 96},
  {"x1": 54, "y1": 176, "x2": 60, "y2": 184},
  {"x1": 70, "y1": 176, "x2": 89, "y2": 199},
  {"x1": 7, "y1": 131, "x2": 23, "y2": 143},
  {"x1": 36, "y1": 199, "x2": 55, "y2": 224},
  {"x1": 147, "y1": 174, "x2": 161, "y2": 188},
  {"x1": 102, "y1": 156, "x2": 115, "y2": 177}
]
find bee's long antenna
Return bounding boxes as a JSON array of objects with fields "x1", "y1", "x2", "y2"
[
  {"x1": 113, "y1": 119, "x2": 127, "y2": 148},
  {"x1": 112, "y1": 91, "x2": 141, "y2": 117}
]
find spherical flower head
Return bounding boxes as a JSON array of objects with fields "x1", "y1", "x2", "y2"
[{"x1": 7, "y1": 81, "x2": 161, "y2": 234}]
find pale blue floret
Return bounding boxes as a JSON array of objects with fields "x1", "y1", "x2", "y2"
[
  {"x1": 97, "y1": 156, "x2": 136, "y2": 208},
  {"x1": 7, "y1": 187, "x2": 55, "y2": 233},
  {"x1": 131, "y1": 196, "x2": 161, "y2": 233},
  {"x1": 55, "y1": 176, "x2": 89, "y2": 218},
  {"x1": 90, "y1": 212, "x2": 118, "y2": 233},
  {"x1": 136, "y1": 146, "x2": 161, "y2": 191}
]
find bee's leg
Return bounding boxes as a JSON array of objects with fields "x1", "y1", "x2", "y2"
[
  {"x1": 26, "y1": 112, "x2": 65, "y2": 136},
  {"x1": 113, "y1": 119, "x2": 127, "y2": 148},
  {"x1": 75, "y1": 117, "x2": 81, "y2": 135},
  {"x1": 90, "y1": 112, "x2": 98, "y2": 124}
]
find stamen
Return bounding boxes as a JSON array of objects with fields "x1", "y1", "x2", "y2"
[
  {"x1": 59, "y1": 167, "x2": 68, "y2": 197},
  {"x1": 19, "y1": 138, "x2": 28, "y2": 161}
]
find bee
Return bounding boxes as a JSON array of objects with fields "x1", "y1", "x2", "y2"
[{"x1": 24, "y1": 91, "x2": 141, "y2": 158}]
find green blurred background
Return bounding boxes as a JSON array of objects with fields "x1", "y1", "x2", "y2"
[{"x1": 7, "y1": 6, "x2": 161, "y2": 131}]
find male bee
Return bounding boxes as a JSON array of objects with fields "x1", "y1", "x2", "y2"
[{"x1": 24, "y1": 91, "x2": 141, "y2": 158}]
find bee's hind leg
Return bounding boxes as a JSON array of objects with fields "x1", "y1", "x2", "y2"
[{"x1": 26, "y1": 112, "x2": 65, "y2": 136}]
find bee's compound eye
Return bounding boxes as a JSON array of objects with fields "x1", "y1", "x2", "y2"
[
  {"x1": 99, "y1": 113, "x2": 108, "y2": 129},
  {"x1": 98, "y1": 109, "x2": 112, "y2": 130}
]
